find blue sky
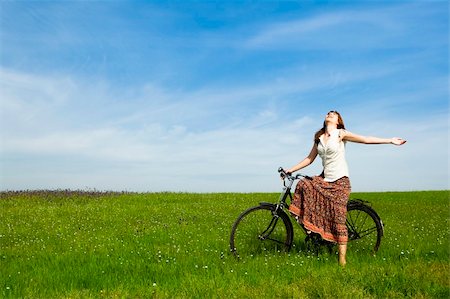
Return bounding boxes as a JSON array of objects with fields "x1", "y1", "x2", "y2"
[{"x1": 0, "y1": 1, "x2": 448, "y2": 192}]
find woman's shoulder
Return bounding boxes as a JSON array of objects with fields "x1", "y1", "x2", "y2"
[{"x1": 338, "y1": 129, "x2": 349, "y2": 142}]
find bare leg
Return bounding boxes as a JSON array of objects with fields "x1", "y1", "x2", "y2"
[{"x1": 338, "y1": 244, "x2": 347, "y2": 266}]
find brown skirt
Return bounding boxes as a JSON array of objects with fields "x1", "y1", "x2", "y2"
[{"x1": 289, "y1": 176, "x2": 351, "y2": 244}]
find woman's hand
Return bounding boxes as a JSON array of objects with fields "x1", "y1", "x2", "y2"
[{"x1": 391, "y1": 137, "x2": 407, "y2": 145}]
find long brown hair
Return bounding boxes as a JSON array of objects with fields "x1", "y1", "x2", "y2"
[{"x1": 314, "y1": 111, "x2": 346, "y2": 144}]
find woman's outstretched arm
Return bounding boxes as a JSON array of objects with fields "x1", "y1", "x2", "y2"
[{"x1": 342, "y1": 130, "x2": 407, "y2": 145}]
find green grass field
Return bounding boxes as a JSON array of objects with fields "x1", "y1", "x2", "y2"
[{"x1": 1, "y1": 190, "x2": 449, "y2": 298}]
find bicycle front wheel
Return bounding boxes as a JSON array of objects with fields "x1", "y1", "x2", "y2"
[
  {"x1": 346, "y1": 201, "x2": 384, "y2": 254},
  {"x1": 230, "y1": 204, "x2": 293, "y2": 258}
]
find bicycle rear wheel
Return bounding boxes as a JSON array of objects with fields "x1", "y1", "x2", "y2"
[
  {"x1": 230, "y1": 204, "x2": 293, "y2": 258},
  {"x1": 346, "y1": 201, "x2": 384, "y2": 254}
]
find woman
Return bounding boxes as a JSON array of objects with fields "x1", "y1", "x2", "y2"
[{"x1": 285, "y1": 111, "x2": 406, "y2": 266}]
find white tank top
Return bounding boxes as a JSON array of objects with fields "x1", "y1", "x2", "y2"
[{"x1": 317, "y1": 129, "x2": 349, "y2": 182}]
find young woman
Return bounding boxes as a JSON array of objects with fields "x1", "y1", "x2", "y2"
[{"x1": 285, "y1": 111, "x2": 406, "y2": 266}]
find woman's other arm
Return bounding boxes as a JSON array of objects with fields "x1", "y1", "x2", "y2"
[{"x1": 286, "y1": 143, "x2": 319, "y2": 173}]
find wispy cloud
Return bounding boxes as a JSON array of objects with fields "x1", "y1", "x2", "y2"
[{"x1": 245, "y1": 3, "x2": 446, "y2": 50}]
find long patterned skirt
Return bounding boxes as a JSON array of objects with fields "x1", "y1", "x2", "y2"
[{"x1": 288, "y1": 176, "x2": 351, "y2": 244}]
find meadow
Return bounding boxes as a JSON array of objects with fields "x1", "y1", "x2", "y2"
[{"x1": 1, "y1": 190, "x2": 449, "y2": 298}]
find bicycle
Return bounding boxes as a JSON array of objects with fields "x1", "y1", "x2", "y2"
[{"x1": 229, "y1": 167, "x2": 384, "y2": 258}]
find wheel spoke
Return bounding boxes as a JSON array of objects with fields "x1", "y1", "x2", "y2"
[
  {"x1": 265, "y1": 237, "x2": 288, "y2": 245},
  {"x1": 349, "y1": 226, "x2": 378, "y2": 240}
]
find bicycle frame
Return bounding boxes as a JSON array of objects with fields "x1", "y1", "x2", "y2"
[
  {"x1": 256, "y1": 168, "x2": 308, "y2": 239},
  {"x1": 273, "y1": 167, "x2": 308, "y2": 211}
]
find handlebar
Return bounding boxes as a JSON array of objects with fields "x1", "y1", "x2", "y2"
[{"x1": 278, "y1": 167, "x2": 311, "y2": 181}]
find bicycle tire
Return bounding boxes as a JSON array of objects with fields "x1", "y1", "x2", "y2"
[
  {"x1": 346, "y1": 201, "x2": 384, "y2": 254},
  {"x1": 230, "y1": 204, "x2": 293, "y2": 258}
]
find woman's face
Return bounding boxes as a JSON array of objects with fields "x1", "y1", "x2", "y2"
[{"x1": 325, "y1": 111, "x2": 339, "y2": 124}]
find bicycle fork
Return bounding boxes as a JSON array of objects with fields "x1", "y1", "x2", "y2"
[{"x1": 257, "y1": 211, "x2": 286, "y2": 246}]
